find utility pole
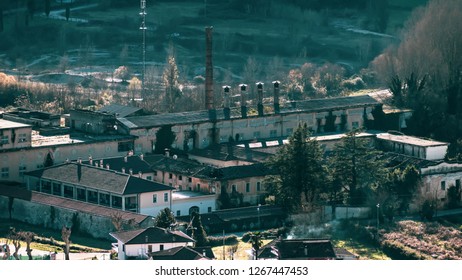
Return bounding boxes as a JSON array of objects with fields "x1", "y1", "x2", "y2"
[{"x1": 140, "y1": 0, "x2": 147, "y2": 100}]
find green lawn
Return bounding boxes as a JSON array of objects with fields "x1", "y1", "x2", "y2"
[{"x1": 0, "y1": 219, "x2": 111, "y2": 252}]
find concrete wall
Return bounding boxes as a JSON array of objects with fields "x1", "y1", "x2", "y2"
[
  {"x1": 0, "y1": 139, "x2": 131, "y2": 183},
  {"x1": 139, "y1": 191, "x2": 171, "y2": 217},
  {"x1": 171, "y1": 194, "x2": 216, "y2": 217},
  {"x1": 334, "y1": 206, "x2": 371, "y2": 219},
  {"x1": 0, "y1": 195, "x2": 152, "y2": 239}
]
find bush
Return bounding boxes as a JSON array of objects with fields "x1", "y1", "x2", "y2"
[{"x1": 207, "y1": 235, "x2": 239, "y2": 247}]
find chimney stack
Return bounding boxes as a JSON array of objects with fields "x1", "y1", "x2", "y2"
[
  {"x1": 205, "y1": 26, "x2": 214, "y2": 110},
  {"x1": 140, "y1": 154, "x2": 144, "y2": 160},
  {"x1": 100, "y1": 159, "x2": 103, "y2": 166},
  {"x1": 124, "y1": 155, "x2": 128, "y2": 163},
  {"x1": 106, "y1": 164, "x2": 110, "y2": 170},
  {"x1": 223, "y1": 85, "x2": 231, "y2": 120},
  {"x1": 165, "y1": 148, "x2": 170, "y2": 157},
  {"x1": 272, "y1": 81, "x2": 280, "y2": 114},
  {"x1": 239, "y1": 84, "x2": 247, "y2": 118},
  {"x1": 129, "y1": 168, "x2": 133, "y2": 175},
  {"x1": 122, "y1": 167, "x2": 125, "y2": 173},
  {"x1": 89, "y1": 156, "x2": 93, "y2": 165},
  {"x1": 256, "y1": 82, "x2": 264, "y2": 117}
]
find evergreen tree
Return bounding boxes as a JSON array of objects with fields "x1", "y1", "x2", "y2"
[
  {"x1": 190, "y1": 211, "x2": 208, "y2": 247},
  {"x1": 265, "y1": 123, "x2": 326, "y2": 212},
  {"x1": 328, "y1": 129, "x2": 387, "y2": 205},
  {"x1": 153, "y1": 207, "x2": 176, "y2": 229}
]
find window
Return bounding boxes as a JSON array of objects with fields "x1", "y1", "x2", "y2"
[
  {"x1": 232, "y1": 184, "x2": 237, "y2": 192},
  {"x1": 456, "y1": 179, "x2": 461, "y2": 188},
  {"x1": 153, "y1": 171, "x2": 158, "y2": 176},
  {"x1": 18, "y1": 133, "x2": 27, "y2": 142},
  {"x1": 41, "y1": 181, "x2": 51, "y2": 194},
  {"x1": 146, "y1": 176, "x2": 152, "y2": 181},
  {"x1": 112, "y1": 196, "x2": 122, "y2": 209},
  {"x1": 178, "y1": 175, "x2": 183, "y2": 181},
  {"x1": 19, "y1": 165, "x2": 27, "y2": 177},
  {"x1": 256, "y1": 181, "x2": 261, "y2": 192},
  {"x1": 99, "y1": 193, "x2": 110, "y2": 206},
  {"x1": 246, "y1": 182, "x2": 250, "y2": 193},
  {"x1": 153, "y1": 194, "x2": 157, "y2": 203},
  {"x1": 270, "y1": 130, "x2": 277, "y2": 138},
  {"x1": 88, "y1": 190, "x2": 98, "y2": 203},
  {"x1": 188, "y1": 177, "x2": 192, "y2": 183},
  {"x1": 176, "y1": 210, "x2": 181, "y2": 216},
  {"x1": 148, "y1": 245, "x2": 152, "y2": 253},
  {"x1": 1, "y1": 135, "x2": 9, "y2": 145},
  {"x1": 52, "y1": 182, "x2": 61, "y2": 196},
  {"x1": 208, "y1": 207, "x2": 212, "y2": 213},
  {"x1": 36, "y1": 164, "x2": 44, "y2": 169},
  {"x1": 169, "y1": 173, "x2": 173, "y2": 179},
  {"x1": 76, "y1": 188, "x2": 86, "y2": 201},
  {"x1": 1, "y1": 167, "x2": 9, "y2": 179},
  {"x1": 164, "y1": 192, "x2": 169, "y2": 202},
  {"x1": 196, "y1": 183, "x2": 201, "y2": 191},
  {"x1": 63, "y1": 185, "x2": 74, "y2": 199},
  {"x1": 160, "y1": 245, "x2": 164, "y2": 251},
  {"x1": 441, "y1": 181, "x2": 446, "y2": 191}
]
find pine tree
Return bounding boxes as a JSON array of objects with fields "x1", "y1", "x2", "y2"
[
  {"x1": 153, "y1": 207, "x2": 176, "y2": 229},
  {"x1": 190, "y1": 211, "x2": 208, "y2": 247},
  {"x1": 328, "y1": 129, "x2": 387, "y2": 205},
  {"x1": 265, "y1": 123, "x2": 326, "y2": 212}
]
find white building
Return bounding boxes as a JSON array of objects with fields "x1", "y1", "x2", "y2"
[{"x1": 109, "y1": 226, "x2": 195, "y2": 260}]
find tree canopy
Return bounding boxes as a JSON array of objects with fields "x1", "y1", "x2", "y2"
[
  {"x1": 153, "y1": 207, "x2": 176, "y2": 229},
  {"x1": 372, "y1": 0, "x2": 462, "y2": 152},
  {"x1": 265, "y1": 123, "x2": 326, "y2": 212}
]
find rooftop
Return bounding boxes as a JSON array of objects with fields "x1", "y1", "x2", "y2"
[
  {"x1": 119, "y1": 95, "x2": 379, "y2": 129},
  {"x1": 172, "y1": 191, "x2": 215, "y2": 200},
  {"x1": 97, "y1": 104, "x2": 143, "y2": 118},
  {"x1": 377, "y1": 133, "x2": 448, "y2": 147},
  {"x1": 149, "y1": 246, "x2": 211, "y2": 260},
  {"x1": 25, "y1": 162, "x2": 173, "y2": 195},
  {"x1": 0, "y1": 184, "x2": 149, "y2": 224},
  {"x1": 0, "y1": 119, "x2": 32, "y2": 129},
  {"x1": 110, "y1": 227, "x2": 195, "y2": 245}
]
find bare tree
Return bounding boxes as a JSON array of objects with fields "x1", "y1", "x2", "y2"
[
  {"x1": 8, "y1": 228, "x2": 21, "y2": 260},
  {"x1": 18, "y1": 231, "x2": 35, "y2": 260},
  {"x1": 61, "y1": 226, "x2": 71, "y2": 260}
]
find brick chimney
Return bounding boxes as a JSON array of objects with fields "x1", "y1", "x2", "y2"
[
  {"x1": 222, "y1": 85, "x2": 231, "y2": 120},
  {"x1": 272, "y1": 80, "x2": 280, "y2": 114},
  {"x1": 256, "y1": 82, "x2": 264, "y2": 117},
  {"x1": 239, "y1": 84, "x2": 247, "y2": 118}
]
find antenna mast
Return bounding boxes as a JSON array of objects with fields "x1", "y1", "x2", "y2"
[{"x1": 140, "y1": 0, "x2": 147, "y2": 100}]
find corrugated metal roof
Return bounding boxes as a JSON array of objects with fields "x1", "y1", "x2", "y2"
[{"x1": 98, "y1": 104, "x2": 142, "y2": 118}]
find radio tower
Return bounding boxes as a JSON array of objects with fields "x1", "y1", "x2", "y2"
[{"x1": 140, "y1": 0, "x2": 147, "y2": 100}]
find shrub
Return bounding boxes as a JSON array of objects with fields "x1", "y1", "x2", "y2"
[{"x1": 207, "y1": 235, "x2": 238, "y2": 247}]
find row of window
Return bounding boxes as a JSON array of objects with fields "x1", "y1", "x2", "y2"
[
  {"x1": 152, "y1": 193, "x2": 169, "y2": 203},
  {"x1": 440, "y1": 179, "x2": 461, "y2": 191},
  {"x1": 1, "y1": 166, "x2": 27, "y2": 178},
  {"x1": 0, "y1": 133, "x2": 28, "y2": 145},
  {"x1": 233, "y1": 181, "x2": 262, "y2": 193}
]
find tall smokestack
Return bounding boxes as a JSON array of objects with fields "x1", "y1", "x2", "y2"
[
  {"x1": 272, "y1": 80, "x2": 280, "y2": 114},
  {"x1": 239, "y1": 84, "x2": 247, "y2": 118},
  {"x1": 223, "y1": 85, "x2": 231, "y2": 120},
  {"x1": 256, "y1": 82, "x2": 264, "y2": 117},
  {"x1": 205, "y1": 26, "x2": 214, "y2": 110}
]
